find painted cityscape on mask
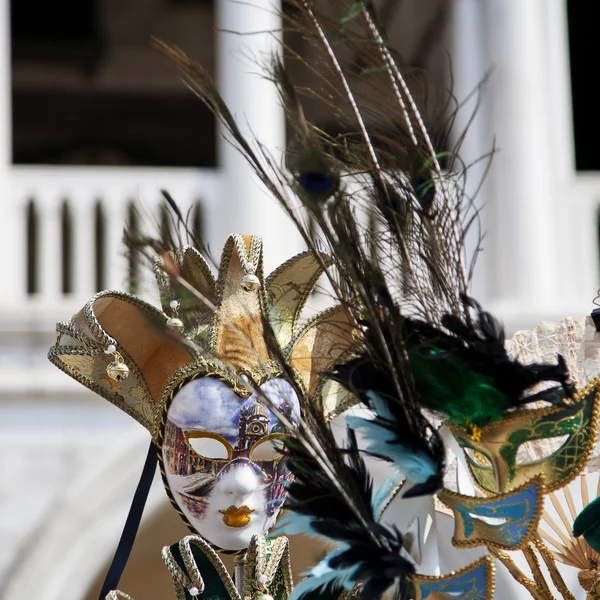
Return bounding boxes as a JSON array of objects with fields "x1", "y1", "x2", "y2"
[{"x1": 164, "y1": 377, "x2": 299, "y2": 472}]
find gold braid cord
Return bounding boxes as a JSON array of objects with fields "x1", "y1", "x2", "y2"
[
  {"x1": 533, "y1": 538, "x2": 577, "y2": 600},
  {"x1": 488, "y1": 548, "x2": 551, "y2": 600},
  {"x1": 523, "y1": 544, "x2": 556, "y2": 600}
]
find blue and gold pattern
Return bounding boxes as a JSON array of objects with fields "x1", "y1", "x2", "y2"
[
  {"x1": 410, "y1": 556, "x2": 495, "y2": 600},
  {"x1": 438, "y1": 476, "x2": 545, "y2": 550}
]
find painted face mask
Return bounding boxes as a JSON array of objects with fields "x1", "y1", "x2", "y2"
[
  {"x1": 48, "y1": 234, "x2": 357, "y2": 550},
  {"x1": 162, "y1": 377, "x2": 300, "y2": 550},
  {"x1": 449, "y1": 381, "x2": 600, "y2": 494}
]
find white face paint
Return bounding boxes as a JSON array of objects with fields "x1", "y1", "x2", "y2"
[{"x1": 161, "y1": 377, "x2": 300, "y2": 550}]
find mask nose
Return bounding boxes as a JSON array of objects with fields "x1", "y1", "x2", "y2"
[{"x1": 220, "y1": 464, "x2": 258, "y2": 503}]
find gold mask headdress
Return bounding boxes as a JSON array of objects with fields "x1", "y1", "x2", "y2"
[
  {"x1": 49, "y1": 233, "x2": 357, "y2": 443},
  {"x1": 449, "y1": 316, "x2": 600, "y2": 496}
]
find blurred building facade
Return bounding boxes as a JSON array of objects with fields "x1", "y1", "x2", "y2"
[{"x1": 0, "y1": 1, "x2": 598, "y2": 598}]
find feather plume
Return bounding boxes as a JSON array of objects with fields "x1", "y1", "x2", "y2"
[
  {"x1": 329, "y1": 354, "x2": 445, "y2": 498},
  {"x1": 280, "y1": 426, "x2": 415, "y2": 600},
  {"x1": 151, "y1": 2, "x2": 582, "y2": 595},
  {"x1": 153, "y1": 0, "x2": 477, "y2": 328},
  {"x1": 405, "y1": 296, "x2": 574, "y2": 431}
]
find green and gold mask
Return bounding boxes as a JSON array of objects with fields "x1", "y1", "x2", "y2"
[{"x1": 450, "y1": 379, "x2": 600, "y2": 494}]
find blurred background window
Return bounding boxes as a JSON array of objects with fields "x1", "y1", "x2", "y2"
[
  {"x1": 567, "y1": 1, "x2": 600, "y2": 171},
  {"x1": 11, "y1": 0, "x2": 216, "y2": 166}
]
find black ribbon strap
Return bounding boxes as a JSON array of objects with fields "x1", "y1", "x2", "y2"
[{"x1": 99, "y1": 440, "x2": 158, "y2": 600}]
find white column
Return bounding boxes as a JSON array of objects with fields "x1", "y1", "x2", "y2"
[
  {"x1": 544, "y1": 1, "x2": 598, "y2": 311},
  {"x1": 37, "y1": 191, "x2": 63, "y2": 302},
  {"x1": 104, "y1": 188, "x2": 131, "y2": 292},
  {"x1": 216, "y1": 0, "x2": 302, "y2": 271},
  {"x1": 450, "y1": 0, "x2": 492, "y2": 305},
  {"x1": 484, "y1": 0, "x2": 557, "y2": 308},
  {"x1": 72, "y1": 196, "x2": 97, "y2": 298},
  {"x1": 0, "y1": 0, "x2": 23, "y2": 306}
]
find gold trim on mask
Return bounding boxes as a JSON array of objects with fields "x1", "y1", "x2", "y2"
[
  {"x1": 249, "y1": 433, "x2": 287, "y2": 462},
  {"x1": 449, "y1": 377, "x2": 600, "y2": 494},
  {"x1": 184, "y1": 430, "x2": 234, "y2": 462},
  {"x1": 409, "y1": 555, "x2": 495, "y2": 600}
]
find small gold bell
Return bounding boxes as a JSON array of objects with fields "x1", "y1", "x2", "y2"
[
  {"x1": 166, "y1": 317, "x2": 185, "y2": 334},
  {"x1": 106, "y1": 356, "x2": 130, "y2": 382},
  {"x1": 241, "y1": 273, "x2": 261, "y2": 292}
]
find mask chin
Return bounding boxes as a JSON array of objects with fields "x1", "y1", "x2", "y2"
[
  {"x1": 190, "y1": 463, "x2": 272, "y2": 551},
  {"x1": 197, "y1": 519, "x2": 266, "y2": 551}
]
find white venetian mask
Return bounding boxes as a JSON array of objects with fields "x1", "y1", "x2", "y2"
[{"x1": 162, "y1": 377, "x2": 300, "y2": 550}]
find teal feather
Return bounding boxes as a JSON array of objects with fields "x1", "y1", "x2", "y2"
[
  {"x1": 347, "y1": 415, "x2": 437, "y2": 484},
  {"x1": 290, "y1": 548, "x2": 358, "y2": 600}
]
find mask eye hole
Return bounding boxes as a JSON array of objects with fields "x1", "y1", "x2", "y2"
[
  {"x1": 468, "y1": 513, "x2": 508, "y2": 526},
  {"x1": 186, "y1": 432, "x2": 231, "y2": 460},
  {"x1": 250, "y1": 435, "x2": 285, "y2": 461},
  {"x1": 463, "y1": 447, "x2": 492, "y2": 468},
  {"x1": 515, "y1": 434, "x2": 570, "y2": 465}
]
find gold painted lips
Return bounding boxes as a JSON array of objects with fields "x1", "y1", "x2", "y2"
[{"x1": 218, "y1": 505, "x2": 255, "y2": 528}]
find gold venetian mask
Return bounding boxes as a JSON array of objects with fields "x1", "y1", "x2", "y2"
[{"x1": 450, "y1": 379, "x2": 600, "y2": 494}]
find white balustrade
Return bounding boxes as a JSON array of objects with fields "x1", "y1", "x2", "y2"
[
  {"x1": 0, "y1": 2, "x2": 598, "y2": 333},
  {"x1": 37, "y1": 190, "x2": 64, "y2": 302},
  {"x1": 70, "y1": 196, "x2": 96, "y2": 298},
  {"x1": 5, "y1": 166, "x2": 222, "y2": 313}
]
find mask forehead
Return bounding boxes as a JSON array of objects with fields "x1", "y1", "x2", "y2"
[
  {"x1": 168, "y1": 377, "x2": 244, "y2": 445},
  {"x1": 166, "y1": 377, "x2": 300, "y2": 442},
  {"x1": 451, "y1": 381, "x2": 600, "y2": 493}
]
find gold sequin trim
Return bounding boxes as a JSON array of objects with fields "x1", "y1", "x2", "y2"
[{"x1": 410, "y1": 555, "x2": 495, "y2": 600}]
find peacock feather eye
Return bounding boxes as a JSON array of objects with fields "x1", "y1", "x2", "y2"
[
  {"x1": 297, "y1": 168, "x2": 340, "y2": 204},
  {"x1": 413, "y1": 174, "x2": 435, "y2": 209},
  {"x1": 299, "y1": 171, "x2": 334, "y2": 194}
]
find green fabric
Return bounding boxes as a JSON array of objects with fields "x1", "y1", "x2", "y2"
[
  {"x1": 169, "y1": 542, "x2": 233, "y2": 600},
  {"x1": 168, "y1": 537, "x2": 294, "y2": 600},
  {"x1": 410, "y1": 348, "x2": 507, "y2": 428},
  {"x1": 574, "y1": 496, "x2": 600, "y2": 553}
]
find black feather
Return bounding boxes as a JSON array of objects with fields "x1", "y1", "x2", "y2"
[
  {"x1": 282, "y1": 427, "x2": 415, "y2": 600},
  {"x1": 404, "y1": 295, "x2": 574, "y2": 428},
  {"x1": 329, "y1": 345, "x2": 445, "y2": 498}
]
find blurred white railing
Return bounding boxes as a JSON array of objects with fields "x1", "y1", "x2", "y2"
[
  {"x1": 4, "y1": 166, "x2": 222, "y2": 314},
  {"x1": 0, "y1": 165, "x2": 223, "y2": 394},
  {"x1": 4, "y1": 164, "x2": 600, "y2": 324}
]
